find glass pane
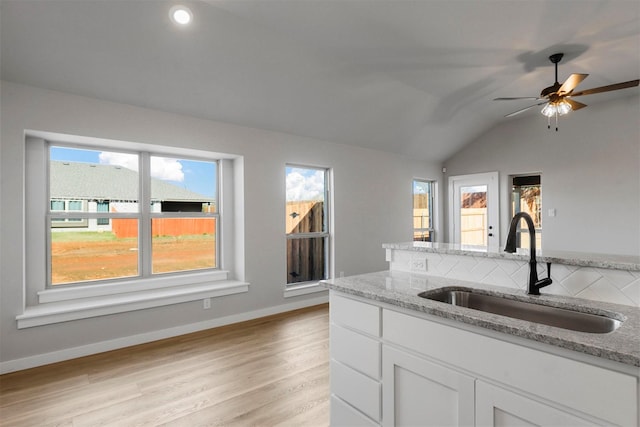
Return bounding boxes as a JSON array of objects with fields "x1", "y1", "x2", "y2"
[
  {"x1": 50, "y1": 219, "x2": 139, "y2": 285},
  {"x1": 413, "y1": 180, "x2": 432, "y2": 242},
  {"x1": 51, "y1": 200, "x2": 65, "y2": 211},
  {"x1": 413, "y1": 231, "x2": 431, "y2": 242},
  {"x1": 460, "y1": 185, "x2": 487, "y2": 246},
  {"x1": 152, "y1": 218, "x2": 216, "y2": 274},
  {"x1": 97, "y1": 201, "x2": 110, "y2": 225},
  {"x1": 150, "y1": 156, "x2": 216, "y2": 212},
  {"x1": 287, "y1": 237, "x2": 326, "y2": 284},
  {"x1": 97, "y1": 201, "x2": 110, "y2": 212},
  {"x1": 50, "y1": 146, "x2": 140, "y2": 214},
  {"x1": 68, "y1": 200, "x2": 83, "y2": 211},
  {"x1": 286, "y1": 167, "x2": 326, "y2": 234}
]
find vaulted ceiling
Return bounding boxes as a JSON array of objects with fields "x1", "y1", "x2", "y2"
[{"x1": 1, "y1": 0, "x2": 639, "y2": 162}]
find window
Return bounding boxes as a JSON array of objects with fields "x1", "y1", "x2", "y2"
[
  {"x1": 413, "y1": 180, "x2": 434, "y2": 242},
  {"x1": 511, "y1": 175, "x2": 542, "y2": 249},
  {"x1": 285, "y1": 165, "x2": 330, "y2": 285},
  {"x1": 97, "y1": 201, "x2": 110, "y2": 225},
  {"x1": 50, "y1": 199, "x2": 88, "y2": 227},
  {"x1": 48, "y1": 145, "x2": 218, "y2": 286}
]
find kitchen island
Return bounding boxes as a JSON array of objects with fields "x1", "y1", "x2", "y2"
[{"x1": 322, "y1": 243, "x2": 640, "y2": 426}]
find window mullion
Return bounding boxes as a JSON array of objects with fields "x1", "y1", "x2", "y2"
[{"x1": 140, "y1": 152, "x2": 152, "y2": 277}]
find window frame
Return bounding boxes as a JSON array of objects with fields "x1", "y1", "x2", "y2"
[
  {"x1": 45, "y1": 144, "x2": 221, "y2": 288},
  {"x1": 413, "y1": 179, "x2": 435, "y2": 242},
  {"x1": 285, "y1": 164, "x2": 331, "y2": 288}
]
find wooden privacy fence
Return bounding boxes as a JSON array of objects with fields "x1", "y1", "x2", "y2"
[
  {"x1": 286, "y1": 201, "x2": 325, "y2": 283},
  {"x1": 287, "y1": 237, "x2": 325, "y2": 284},
  {"x1": 460, "y1": 208, "x2": 486, "y2": 246},
  {"x1": 112, "y1": 218, "x2": 216, "y2": 238},
  {"x1": 286, "y1": 201, "x2": 324, "y2": 233}
]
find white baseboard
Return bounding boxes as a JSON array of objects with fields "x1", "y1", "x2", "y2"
[{"x1": 0, "y1": 295, "x2": 329, "y2": 374}]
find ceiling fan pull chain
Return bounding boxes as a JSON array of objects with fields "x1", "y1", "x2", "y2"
[{"x1": 555, "y1": 111, "x2": 559, "y2": 131}]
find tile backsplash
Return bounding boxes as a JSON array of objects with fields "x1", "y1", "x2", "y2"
[{"x1": 387, "y1": 250, "x2": 639, "y2": 307}]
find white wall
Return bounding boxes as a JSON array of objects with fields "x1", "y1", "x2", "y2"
[
  {"x1": 443, "y1": 94, "x2": 640, "y2": 256},
  {"x1": 0, "y1": 81, "x2": 442, "y2": 369}
]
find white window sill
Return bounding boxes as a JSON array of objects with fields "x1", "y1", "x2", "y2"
[
  {"x1": 17, "y1": 280, "x2": 249, "y2": 329},
  {"x1": 38, "y1": 270, "x2": 231, "y2": 303},
  {"x1": 284, "y1": 282, "x2": 328, "y2": 298}
]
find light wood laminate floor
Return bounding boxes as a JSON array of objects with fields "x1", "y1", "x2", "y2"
[{"x1": 0, "y1": 304, "x2": 330, "y2": 427}]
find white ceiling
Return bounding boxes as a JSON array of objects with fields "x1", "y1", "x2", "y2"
[{"x1": 1, "y1": 0, "x2": 639, "y2": 162}]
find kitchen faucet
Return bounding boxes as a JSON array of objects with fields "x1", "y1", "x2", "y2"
[{"x1": 504, "y1": 212, "x2": 552, "y2": 295}]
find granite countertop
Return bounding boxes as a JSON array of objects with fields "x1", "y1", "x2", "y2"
[
  {"x1": 322, "y1": 270, "x2": 640, "y2": 367},
  {"x1": 383, "y1": 242, "x2": 640, "y2": 271}
]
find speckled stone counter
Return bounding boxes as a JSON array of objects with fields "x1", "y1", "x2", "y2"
[
  {"x1": 322, "y1": 270, "x2": 640, "y2": 367},
  {"x1": 383, "y1": 242, "x2": 640, "y2": 271}
]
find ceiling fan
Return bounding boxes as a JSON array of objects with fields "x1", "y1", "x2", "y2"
[{"x1": 494, "y1": 53, "x2": 639, "y2": 131}]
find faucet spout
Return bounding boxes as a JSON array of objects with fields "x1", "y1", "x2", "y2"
[{"x1": 504, "y1": 212, "x2": 552, "y2": 295}]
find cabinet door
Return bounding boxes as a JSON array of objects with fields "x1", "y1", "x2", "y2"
[
  {"x1": 476, "y1": 381, "x2": 598, "y2": 427},
  {"x1": 382, "y1": 346, "x2": 475, "y2": 427}
]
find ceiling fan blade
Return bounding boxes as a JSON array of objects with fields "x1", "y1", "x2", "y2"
[
  {"x1": 565, "y1": 98, "x2": 587, "y2": 111},
  {"x1": 571, "y1": 79, "x2": 639, "y2": 97},
  {"x1": 558, "y1": 73, "x2": 588, "y2": 94},
  {"x1": 493, "y1": 97, "x2": 541, "y2": 101},
  {"x1": 504, "y1": 101, "x2": 548, "y2": 118}
]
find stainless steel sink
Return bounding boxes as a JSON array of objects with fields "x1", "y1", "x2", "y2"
[{"x1": 418, "y1": 288, "x2": 622, "y2": 333}]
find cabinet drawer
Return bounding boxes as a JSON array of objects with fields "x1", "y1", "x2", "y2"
[
  {"x1": 331, "y1": 360, "x2": 381, "y2": 422},
  {"x1": 331, "y1": 293, "x2": 380, "y2": 337},
  {"x1": 330, "y1": 395, "x2": 379, "y2": 427},
  {"x1": 331, "y1": 324, "x2": 381, "y2": 379}
]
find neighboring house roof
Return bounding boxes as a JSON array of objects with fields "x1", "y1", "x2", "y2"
[{"x1": 50, "y1": 161, "x2": 214, "y2": 202}]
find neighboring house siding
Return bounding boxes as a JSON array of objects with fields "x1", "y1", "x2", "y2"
[{"x1": 50, "y1": 161, "x2": 214, "y2": 232}]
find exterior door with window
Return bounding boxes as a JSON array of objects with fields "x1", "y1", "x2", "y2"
[{"x1": 449, "y1": 172, "x2": 499, "y2": 247}]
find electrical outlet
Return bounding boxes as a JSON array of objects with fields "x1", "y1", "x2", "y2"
[
  {"x1": 203, "y1": 298, "x2": 211, "y2": 309},
  {"x1": 411, "y1": 257, "x2": 428, "y2": 272}
]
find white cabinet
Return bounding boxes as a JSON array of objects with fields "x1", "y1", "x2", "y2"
[
  {"x1": 330, "y1": 294, "x2": 381, "y2": 426},
  {"x1": 475, "y1": 381, "x2": 598, "y2": 427},
  {"x1": 382, "y1": 346, "x2": 474, "y2": 426},
  {"x1": 328, "y1": 291, "x2": 639, "y2": 427}
]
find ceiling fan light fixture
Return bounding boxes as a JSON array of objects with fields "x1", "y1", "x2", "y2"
[
  {"x1": 557, "y1": 100, "x2": 572, "y2": 115},
  {"x1": 541, "y1": 100, "x2": 572, "y2": 118},
  {"x1": 541, "y1": 103, "x2": 556, "y2": 117}
]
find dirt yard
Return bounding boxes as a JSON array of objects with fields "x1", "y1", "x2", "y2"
[{"x1": 51, "y1": 234, "x2": 216, "y2": 285}]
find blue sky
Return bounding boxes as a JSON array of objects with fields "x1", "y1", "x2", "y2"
[
  {"x1": 413, "y1": 180, "x2": 431, "y2": 195},
  {"x1": 51, "y1": 146, "x2": 217, "y2": 198}
]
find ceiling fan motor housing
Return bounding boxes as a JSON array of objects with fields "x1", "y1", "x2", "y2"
[{"x1": 541, "y1": 82, "x2": 561, "y2": 98}]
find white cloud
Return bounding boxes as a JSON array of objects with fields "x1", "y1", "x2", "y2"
[
  {"x1": 286, "y1": 169, "x2": 324, "y2": 201},
  {"x1": 150, "y1": 156, "x2": 184, "y2": 182},
  {"x1": 99, "y1": 152, "x2": 184, "y2": 182},
  {"x1": 99, "y1": 151, "x2": 138, "y2": 171}
]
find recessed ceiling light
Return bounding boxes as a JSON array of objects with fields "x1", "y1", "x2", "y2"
[{"x1": 170, "y1": 5, "x2": 192, "y2": 26}]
